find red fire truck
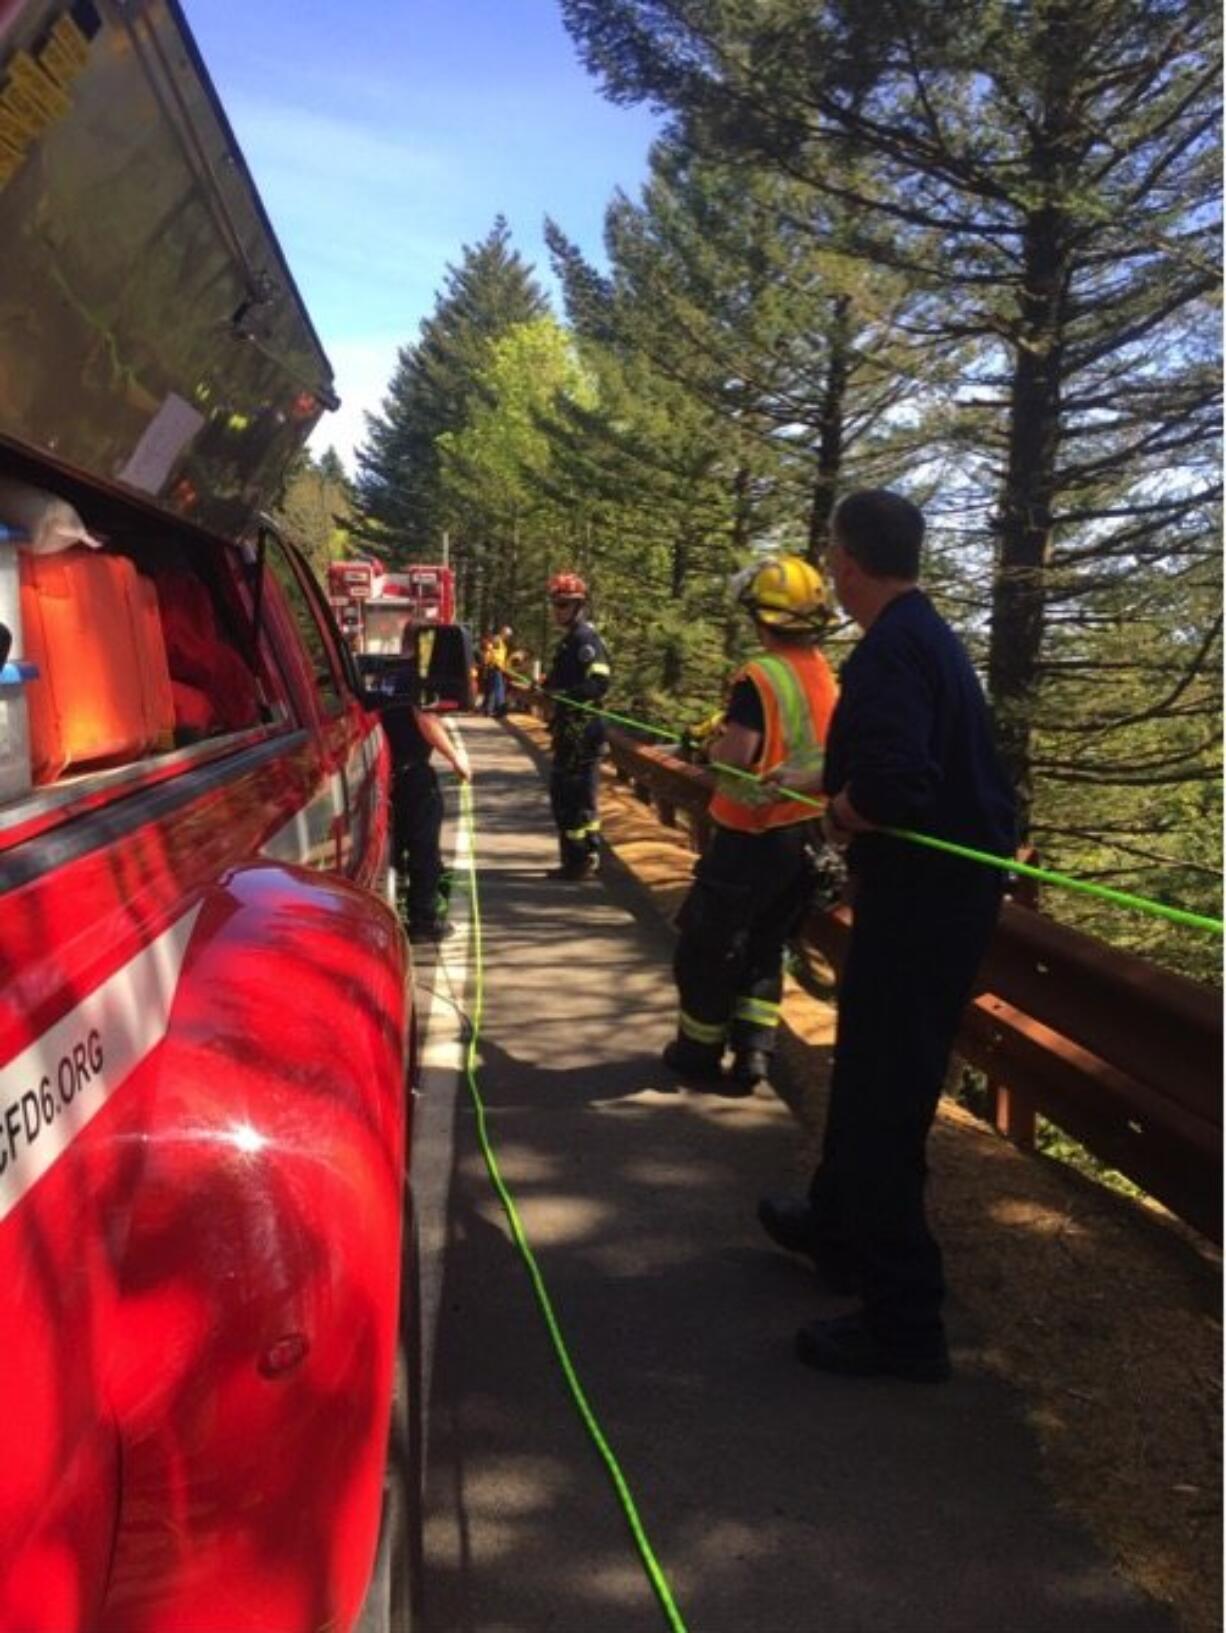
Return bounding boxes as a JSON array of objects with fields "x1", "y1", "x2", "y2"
[
  {"x1": 0, "y1": 2, "x2": 424, "y2": 1629},
  {"x1": 327, "y1": 558, "x2": 457, "y2": 654}
]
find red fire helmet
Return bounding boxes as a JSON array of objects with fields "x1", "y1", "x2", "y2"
[{"x1": 548, "y1": 571, "x2": 587, "y2": 603}]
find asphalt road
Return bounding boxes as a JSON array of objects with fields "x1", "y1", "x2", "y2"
[{"x1": 411, "y1": 716, "x2": 1171, "y2": 1633}]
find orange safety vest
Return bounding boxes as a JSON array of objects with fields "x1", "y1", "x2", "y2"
[{"x1": 707, "y1": 646, "x2": 838, "y2": 834}]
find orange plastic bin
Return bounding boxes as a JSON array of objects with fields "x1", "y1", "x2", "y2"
[{"x1": 20, "y1": 547, "x2": 173, "y2": 784}]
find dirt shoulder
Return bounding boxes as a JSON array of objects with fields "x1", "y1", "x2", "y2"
[{"x1": 505, "y1": 713, "x2": 1222, "y2": 1633}]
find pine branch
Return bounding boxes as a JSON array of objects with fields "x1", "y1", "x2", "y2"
[{"x1": 1031, "y1": 825, "x2": 1222, "y2": 880}]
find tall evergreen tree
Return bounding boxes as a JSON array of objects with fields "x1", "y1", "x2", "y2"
[
  {"x1": 544, "y1": 219, "x2": 762, "y2": 716},
  {"x1": 561, "y1": 0, "x2": 1221, "y2": 967},
  {"x1": 351, "y1": 216, "x2": 547, "y2": 569},
  {"x1": 560, "y1": 0, "x2": 1221, "y2": 826},
  {"x1": 591, "y1": 138, "x2": 959, "y2": 557}
]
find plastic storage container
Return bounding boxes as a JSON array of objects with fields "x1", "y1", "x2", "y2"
[{"x1": 20, "y1": 546, "x2": 172, "y2": 783}]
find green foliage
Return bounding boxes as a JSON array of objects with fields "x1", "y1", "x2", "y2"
[
  {"x1": 351, "y1": 217, "x2": 546, "y2": 563},
  {"x1": 437, "y1": 316, "x2": 594, "y2": 646},
  {"x1": 560, "y1": 0, "x2": 1222, "y2": 979},
  {"x1": 353, "y1": 3, "x2": 1220, "y2": 987},
  {"x1": 273, "y1": 445, "x2": 354, "y2": 577}
]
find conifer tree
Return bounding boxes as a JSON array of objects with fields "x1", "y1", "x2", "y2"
[
  {"x1": 561, "y1": 0, "x2": 1219, "y2": 787},
  {"x1": 351, "y1": 217, "x2": 547, "y2": 570},
  {"x1": 592, "y1": 138, "x2": 959, "y2": 557},
  {"x1": 561, "y1": 0, "x2": 1221, "y2": 963}
]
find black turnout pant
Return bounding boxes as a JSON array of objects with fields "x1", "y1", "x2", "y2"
[
  {"x1": 673, "y1": 822, "x2": 816, "y2": 1055},
  {"x1": 549, "y1": 755, "x2": 600, "y2": 871},
  {"x1": 393, "y1": 760, "x2": 444, "y2": 929},
  {"x1": 808, "y1": 863, "x2": 1002, "y2": 1353}
]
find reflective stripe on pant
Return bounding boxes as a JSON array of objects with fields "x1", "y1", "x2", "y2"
[
  {"x1": 679, "y1": 1010, "x2": 726, "y2": 1046},
  {"x1": 673, "y1": 822, "x2": 815, "y2": 1054},
  {"x1": 393, "y1": 760, "x2": 444, "y2": 928},
  {"x1": 549, "y1": 759, "x2": 600, "y2": 870}
]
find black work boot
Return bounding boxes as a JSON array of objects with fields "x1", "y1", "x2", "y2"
[
  {"x1": 757, "y1": 1195, "x2": 861, "y2": 1295},
  {"x1": 795, "y1": 1312, "x2": 951, "y2": 1384},
  {"x1": 730, "y1": 1048, "x2": 771, "y2": 1091},
  {"x1": 408, "y1": 918, "x2": 455, "y2": 945},
  {"x1": 662, "y1": 1037, "x2": 726, "y2": 1088}
]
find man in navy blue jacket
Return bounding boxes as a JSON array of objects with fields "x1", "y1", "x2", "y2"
[{"x1": 759, "y1": 489, "x2": 1016, "y2": 1381}]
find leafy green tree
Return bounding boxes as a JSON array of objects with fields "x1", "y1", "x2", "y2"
[
  {"x1": 274, "y1": 447, "x2": 354, "y2": 578},
  {"x1": 437, "y1": 316, "x2": 593, "y2": 640},
  {"x1": 540, "y1": 342, "x2": 750, "y2": 721}
]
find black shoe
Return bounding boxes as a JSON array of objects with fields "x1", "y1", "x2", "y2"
[
  {"x1": 662, "y1": 1038, "x2": 728, "y2": 1089},
  {"x1": 731, "y1": 1048, "x2": 771, "y2": 1090},
  {"x1": 409, "y1": 919, "x2": 455, "y2": 944},
  {"x1": 546, "y1": 865, "x2": 590, "y2": 881},
  {"x1": 795, "y1": 1313, "x2": 951, "y2": 1383},
  {"x1": 756, "y1": 1195, "x2": 861, "y2": 1295}
]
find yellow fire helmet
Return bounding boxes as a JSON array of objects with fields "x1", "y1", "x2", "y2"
[{"x1": 733, "y1": 554, "x2": 832, "y2": 633}]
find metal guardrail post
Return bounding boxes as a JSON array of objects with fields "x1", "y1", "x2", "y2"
[{"x1": 986, "y1": 1080, "x2": 1037, "y2": 1151}]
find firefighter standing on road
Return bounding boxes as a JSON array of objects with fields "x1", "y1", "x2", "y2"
[
  {"x1": 664, "y1": 556, "x2": 838, "y2": 1091},
  {"x1": 758, "y1": 490, "x2": 1015, "y2": 1381},
  {"x1": 542, "y1": 572, "x2": 611, "y2": 880},
  {"x1": 383, "y1": 626, "x2": 472, "y2": 942}
]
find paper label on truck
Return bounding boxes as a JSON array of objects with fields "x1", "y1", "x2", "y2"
[{"x1": 117, "y1": 393, "x2": 206, "y2": 494}]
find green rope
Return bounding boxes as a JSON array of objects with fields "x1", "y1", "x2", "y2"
[
  {"x1": 506, "y1": 672, "x2": 1223, "y2": 937},
  {"x1": 455, "y1": 778, "x2": 691, "y2": 1633}
]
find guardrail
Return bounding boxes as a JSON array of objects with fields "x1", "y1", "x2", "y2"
[{"x1": 587, "y1": 720, "x2": 1221, "y2": 1243}]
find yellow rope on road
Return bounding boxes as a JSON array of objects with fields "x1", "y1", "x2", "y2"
[{"x1": 456, "y1": 777, "x2": 691, "y2": 1633}]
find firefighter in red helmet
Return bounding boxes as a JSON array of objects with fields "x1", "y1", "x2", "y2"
[{"x1": 542, "y1": 571, "x2": 611, "y2": 879}]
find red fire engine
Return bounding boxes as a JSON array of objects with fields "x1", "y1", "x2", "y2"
[
  {"x1": 328, "y1": 558, "x2": 457, "y2": 653},
  {"x1": 0, "y1": 3, "x2": 423, "y2": 1629}
]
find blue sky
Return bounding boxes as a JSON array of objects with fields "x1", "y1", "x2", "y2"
[{"x1": 185, "y1": 0, "x2": 661, "y2": 469}]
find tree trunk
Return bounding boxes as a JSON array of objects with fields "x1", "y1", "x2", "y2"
[
  {"x1": 503, "y1": 515, "x2": 520, "y2": 636},
  {"x1": 670, "y1": 526, "x2": 689, "y2": 601},
  {"x1": 807, "y1": 295, "x2": 850, "y2": 562},
  {"x1": 987, "y1": 27, "x2": 1076, "y2": 837},
  {"x1": 731, "y1": 463, "x2": 752, "y2": 555}
]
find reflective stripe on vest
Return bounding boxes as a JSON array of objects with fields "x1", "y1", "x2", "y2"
[{"x1": 709, "y1": 647, "x2": 836, "y2": 834}]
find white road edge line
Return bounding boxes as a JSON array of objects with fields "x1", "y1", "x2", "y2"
[{"x1": 407, "y1": 756, "x2": 473, "y2": 1459}]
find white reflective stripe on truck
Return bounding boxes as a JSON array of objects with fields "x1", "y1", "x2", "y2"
[
  {"x1": 261, "y1": 767, "x2": 347, "y2": 868},
  {"x1": 0, "y1": 904, "x2": 201, "y2": 1222}
]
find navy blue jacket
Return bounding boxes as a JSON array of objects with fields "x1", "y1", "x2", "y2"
[
  {"x1": 546, "y1": 619, "x2": 610, "y2": 704},
  {"x1": 823, "y1": 590, "x2": 1016, "y2": 880},
  {"x1": 546, "y1": 619, "x2": 610, "y2": 762}
]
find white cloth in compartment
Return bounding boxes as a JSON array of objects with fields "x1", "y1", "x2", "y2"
[{"x1": 0, "y1": 479, "x2": 102, "y2": 555}]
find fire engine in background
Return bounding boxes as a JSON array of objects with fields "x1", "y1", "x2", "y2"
[
  {"x1": 328, "y1": 557, "x2": 458, "y2": 654},
  {"x1": 0, "y1": 2, "x2": 436, "y2": 1629}
]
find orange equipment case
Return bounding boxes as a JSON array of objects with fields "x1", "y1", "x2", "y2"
[{"x1": 20, "y1": 547, "x2": 175, "y2": 784}]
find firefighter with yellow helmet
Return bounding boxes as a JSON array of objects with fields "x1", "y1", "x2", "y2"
[{"x1": 665, "y1": 554, "x2": 839, "y2": 1091}]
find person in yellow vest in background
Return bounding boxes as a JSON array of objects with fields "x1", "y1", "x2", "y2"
[
  {"x1": 664, "y1": 556, "x2": 838, "y2": 1092},
  {"x1": 482, "y1": 628, "x2": 510, "y2": 716}
]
